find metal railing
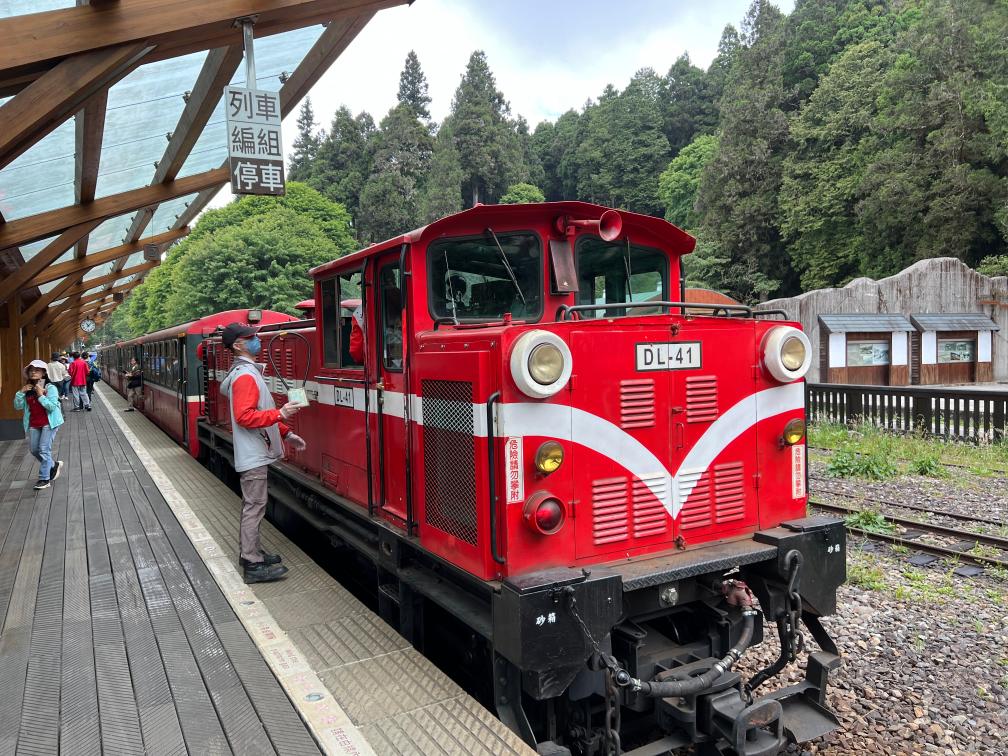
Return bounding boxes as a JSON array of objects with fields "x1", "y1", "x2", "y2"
[{"x1": 806, "y1": 382, "x2": 1008, "y2": 442}]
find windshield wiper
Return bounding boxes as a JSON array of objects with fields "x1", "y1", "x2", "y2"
[
  {"x1": 623, "y1": 237, "x2": 634, "y2": 302},
  {"x1": 486, "y1": 227, "x2": 526, "y2": 305}
]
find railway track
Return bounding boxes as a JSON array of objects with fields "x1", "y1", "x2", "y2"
[
  {"x1": 807, "y1": 478, "x2": 1008, "y2": 530},
  {"x1": 809, "y1": 499, "x2": 1008, "y2": 570}
]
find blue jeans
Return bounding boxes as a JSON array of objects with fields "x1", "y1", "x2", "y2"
[{"x1": 29, "y1": 425, "x2": 57, "y2": 480}]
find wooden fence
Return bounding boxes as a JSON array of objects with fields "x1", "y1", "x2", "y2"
[{"x1": 806, "y1": 383, "x2": 1008, "y2": 442}]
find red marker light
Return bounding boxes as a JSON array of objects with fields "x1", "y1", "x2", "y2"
[{"x1": 524, "y1": 493, "x2": 566, "y2": 535}]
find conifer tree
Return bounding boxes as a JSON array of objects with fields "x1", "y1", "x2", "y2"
[
  {"x1": 397, "y1": 50, "x2": 432, "y2": 121},
  {"x1": 289, "y1": 97, "x2": 322, "y2": 181},
  {"x1": 421, "y1": 124, "x2": 464, "y2": 221},
  {"x1": 357, "y1": 103, "x2": 434, "y2": 241},
  {"x1": 696, "y1": 0, "x2": 790, "y2": 301},
  {"x1": 446, "y1": 51, "x2": 524, "y2": 206},
  {"x1": 307, "y1": 107, "x2": 375, "y2": 230}
]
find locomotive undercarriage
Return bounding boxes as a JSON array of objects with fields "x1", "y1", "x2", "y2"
[{"x1": 198, "y1": 422, "x2": 844, "y2": 756}]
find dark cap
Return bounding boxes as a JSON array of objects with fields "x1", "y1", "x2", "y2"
[{"x1": 222, "y1": 322, "x2": 258, "y2": 348}]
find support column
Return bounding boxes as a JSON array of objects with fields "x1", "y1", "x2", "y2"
[{"x1": 0, "y1": 296, "x2": 24, "y2": 440}]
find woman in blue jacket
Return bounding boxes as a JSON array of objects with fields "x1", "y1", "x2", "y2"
[{"x1": 13, "y1": 359, "x2": 64, "y2": 490}]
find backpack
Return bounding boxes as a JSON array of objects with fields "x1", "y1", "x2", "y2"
[{"x1": 89, "y1": 364, "x2": 102, "y2": 382}]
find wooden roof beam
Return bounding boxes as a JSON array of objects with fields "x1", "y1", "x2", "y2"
[
  {"x1": 28, "y1": 227, "x2": 188, "y2": 288},
  {"x1": 74, "y1": 90, "x2": 110, "y2": 259},
  {"x1": 0, "y1": 0, "x2": 406, "y2": 96},
  {"x1": 0, "y1": 220, "x2": 101, "y2": 305},
  {"x1": 60, "y1": 260, "x2": 158, "y2": 298},
  {"x1": 0, "y1": 165, "x2": 228, "y2": 250},
  {"x1": 0, "y1": 42, "x2": 152, "y2": 171}
]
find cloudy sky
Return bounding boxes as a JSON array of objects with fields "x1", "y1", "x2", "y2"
[{"x1": 214, "y1": 0, "x2": 794, "y2": 207}]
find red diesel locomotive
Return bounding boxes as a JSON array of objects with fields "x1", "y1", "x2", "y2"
[{"x1": 142, "y1": 202, "x2": 843, "y2": 756}]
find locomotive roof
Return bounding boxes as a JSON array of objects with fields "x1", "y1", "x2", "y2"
[{"x1": 310, "y1": 201, "x2": 696, "y2": 279}]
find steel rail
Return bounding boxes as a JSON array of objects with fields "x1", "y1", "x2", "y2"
[
  {"x1": 809, "y1": 499, "x2": 1008, "y2": 570},
  {"x1": 809, "y1": 480, "x2": 1008, "y2": 530}
]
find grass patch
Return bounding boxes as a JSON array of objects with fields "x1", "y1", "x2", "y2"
[
  {"x1": 844, "y1": 508, "x2": 897, "y2": 534},
  {"x1": 809, "y1": 421, "x2": 1008, "y2": 473},
  {"x1": 827, "y1": 446, "x2": 898, "y2": 480},
  {"x1": 908, "y1": 454, "x2": 946, "y2": 477},
  {"x1": 848, "y1": 561, "x2": 886, "y2": 590}
]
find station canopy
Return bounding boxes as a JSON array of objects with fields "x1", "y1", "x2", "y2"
[{"x1": 0, "y1": 0, "x2": 404, "y2": 344}]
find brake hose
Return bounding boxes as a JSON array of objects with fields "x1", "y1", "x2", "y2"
[{"x1": 626, "y1": 608, "x2": 758, "y2": 697}]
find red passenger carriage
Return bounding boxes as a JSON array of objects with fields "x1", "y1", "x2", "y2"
[{"x1": 125, "y1": 203, "x2": 845, "y2": 755}]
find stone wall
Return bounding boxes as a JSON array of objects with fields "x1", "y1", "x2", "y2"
[{"x1": 756, "y1": 258, "x2": 1008, "y2": 383}]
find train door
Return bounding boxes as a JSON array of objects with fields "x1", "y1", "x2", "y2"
[
  {"x1": 375, "y1": 258, "x2": 409, "y2": 525},
  {"x1": 176, "y1": 335, "x2": 188, "y2": 446}
]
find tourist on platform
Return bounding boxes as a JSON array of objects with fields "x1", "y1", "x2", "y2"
[
  {"x1": 86, "y1": 352, "x2": 101, "y2": 399},
  {"x1": 219, "y1": 322, "x2": 306, "y2": 584},
  {"x1": 125, "y1": 356, "x2": 142, "y2": 412},
  {"x1": 67, "y1": 351, "x2": 91, "y2": 412},
  {"x1": 13, "y1": 359, "x2": 64, "y2": 490},
  {"x1": 46, "y1": 353, "x2": 70, "y2": 401},
  {"x1": 58, "y1": 355, "x2": 71, "y2": 399}
]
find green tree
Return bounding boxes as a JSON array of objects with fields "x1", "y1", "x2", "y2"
[
  {"x1": 976, "y1": 255, "x2": 1008, "y2": 277},
  {"x1": 357, "y1": 103, "x2": 434, "y2": 241},
  {"x1": 307, "y1": 107, "x2": 375, "y2": 230},
  {"x1": 397, "y1": 50, "x2": 432, "y2": 121},
  {"x1": 706, "y1": 24, "x2": 742, "y2": 117},
  {"x1": 421, "y1": 124, "x2": 464, "y2": 222},
  {"x1": 696, "y1": 0, "x2": 791, "y2": 301},
  {"x1": 446, "y1": 51, "x2": 524, "y2": 205},
  {"x1": 288, "y1": 97, "x2": 322, "y2": 181},
  {"x1": 662, "y1": 54, "x2": 718, "y2": 154},
  {"x1": 779, "y1": 41, "x2": 890, "y2": 289},
  {"x1": 500, "y1": 182, "x2": 545, "y2": 204},
  {"x1": 658, "y1": 133, "x2": 718, "y2": 230}
]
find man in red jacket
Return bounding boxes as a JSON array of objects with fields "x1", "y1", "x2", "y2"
[
  {"x1": 219, "y1": 323, "x2": 306, "y2": 583},
  {"x1": 67, "y1": 351, "x2": 91, "y2": 412}
]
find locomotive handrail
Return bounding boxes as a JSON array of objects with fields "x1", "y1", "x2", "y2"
[
  {"x1": 431, "y1": 316, "x2": 458, "y2": 330},
  {"x1": 486, "y1": 391, "x2": 505, "y2": 564},
  {"x1": 554, "y1": 301, "x2": 755, "y2": 321}
]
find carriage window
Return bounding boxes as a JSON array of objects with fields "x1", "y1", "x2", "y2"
[
  {"x1": 576, "y1": 237, "x2": 668, "y2": 317},
  {"x1": 427, "y1": 231, "x2": 542, "y2": 322}
]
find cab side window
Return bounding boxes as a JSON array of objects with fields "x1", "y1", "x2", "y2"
[
  {"x1": 339, "y1": 271, "x2": 363, "y2": 368},
  {"x1": 378, "y1": 265, "x2": 403, "y2": 371},
  {"x1": 321, "y1": 277, "x2": 340, "y2": 366}
]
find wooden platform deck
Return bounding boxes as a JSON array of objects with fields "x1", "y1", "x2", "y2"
[
  {"x1": 0, "y1": 386, "x2": 533, "y2": 755},
  {"x1": 0, "y1": 393, "x2": 323, "y2": 755}
]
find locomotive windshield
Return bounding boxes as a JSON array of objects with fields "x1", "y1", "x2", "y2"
[
  {"x1": 576, "y1": 237, "x2": 669, "y2": 317},
  {"x1": 427, "y1": 231, "x2": 542, "y2": 322}
]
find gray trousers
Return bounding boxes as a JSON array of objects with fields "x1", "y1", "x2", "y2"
[
  {"x1": 239, "y1": 465, "x2": 268, "y2": 563},
  {"x1": 72, "y1": 384, "x2": 90, "y2": 408}
]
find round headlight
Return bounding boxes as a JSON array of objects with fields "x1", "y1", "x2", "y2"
[
  {"x1": 534, "y1": 441, "x2": 564, "y2": 474},
  {"x1": 781, "y1": 336, "x2": 806, "y2": 371},
  {"x1": 782, "y1": 418, "x2": 806, "y2": 445},
  {"x1": 762, "y1": 326, "x2": 812, "y2": 383},
  {"x1": 509, "y1": 330, "x2": 573, "y2": 399},
  {"x1": 529, "y1": 344, "x2": 564, "y2": 385}
]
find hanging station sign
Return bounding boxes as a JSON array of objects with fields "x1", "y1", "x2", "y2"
[
  {"x1": 225, "y1": 19, "x2": 284, "y2": 196},
  {"x1": 225, "y1": 86, "x2": 285, "y2": 195}
]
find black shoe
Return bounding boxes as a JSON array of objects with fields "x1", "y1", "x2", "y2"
[
  {"x1": 51, "y1": 461, "x2": 62, "y2": 481},
  {"x1": 33, "y1": 479, "x2": 50, "y2": 490},
  {"x1": 243, "y1": 562, "x2": 288, "y2": 584},
  {"x1": 124, "y1": 408, "x2": 135, "y2": 412},
  {"x1": 85, "y1": 406, "x2": 92, "y2": 412},
  {"x1": 240, "y1": 553, "x2": 282, "y2": 568}
]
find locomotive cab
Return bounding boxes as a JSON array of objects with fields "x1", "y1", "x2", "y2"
[{"x1": 201, "y1": 203, "x2": 845, "y2": 756}]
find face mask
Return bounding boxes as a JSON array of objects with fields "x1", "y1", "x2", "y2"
[{"x1": 244, "y1": 336, "x2": 262, "y2": 357}]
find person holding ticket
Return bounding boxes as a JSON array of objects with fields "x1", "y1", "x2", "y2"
[{"x1": 219, "y1": 322, "x2": 307, "y2": 584}]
